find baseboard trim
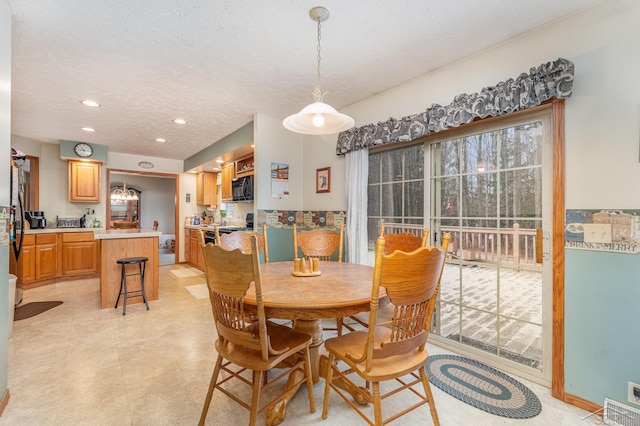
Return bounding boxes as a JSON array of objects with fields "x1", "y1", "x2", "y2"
[
  {"x1": 0, "y1": 389, "x2": 10, "y2": 417},
  {"x1": 564, "y1": 392, "x2": 602, "y2": 415}
]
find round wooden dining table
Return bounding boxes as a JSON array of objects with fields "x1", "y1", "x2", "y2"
[{"x1": 243, "y1": 260, "x2": 379, "y2": 425}]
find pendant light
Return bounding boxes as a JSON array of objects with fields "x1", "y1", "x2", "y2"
[{"x1": 283, "y1": 6, "x2": 355, "y2": 135}]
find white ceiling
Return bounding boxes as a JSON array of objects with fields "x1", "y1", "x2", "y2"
[{"x1": 8, "y1": 0, "x2": 602, "y2": 162}]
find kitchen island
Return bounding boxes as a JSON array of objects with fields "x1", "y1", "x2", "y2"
[{"x1": 95, "y1": 229, "x2": 161, "y2": 309}]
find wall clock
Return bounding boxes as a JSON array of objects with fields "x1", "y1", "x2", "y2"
[{"x1": 74, "y1": 142, "x2": 93, "y2": 158}]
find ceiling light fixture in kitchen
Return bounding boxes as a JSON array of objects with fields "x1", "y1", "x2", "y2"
[
  {"x1": 80, "y1": 99, "x2": 100, "y2": 107},
  {"x1": 283, "y1": 6, "x2": 354, "y2": 135},
  {"x1": 138, "y1": 161, "x2": 155, "y2": 169},
  {"x1": 172, "y1": 118, "x2": 186, "y2": 125},
  {"x1": 155, "y1": 138, "x2": 166, "y2": 143},
  {"x1": 81, "y1": 127, "x2": 95, "y2": 132}
]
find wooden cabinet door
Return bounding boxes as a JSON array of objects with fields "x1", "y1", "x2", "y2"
[
  {"x1": 69, "y1": 160, "x2": 101, "y2": 202},
  {"x1": 196, "y1": 172, "x2": 218, "y2": 206},
  {"x1": 62, "y1": 241, "x2": 98, "y2": 275},
  {"x1": 221, "y1": 163, "x2": 234, "y2": 202},
  {"x1": 35, "y1": 243, "x2": 57, "y2": 280},
  {"x1": 184, "y1": 229, "x2": 191, "y2": 263},
  {"x1": 20, "y1": 244, "x2": 36, "y2": 284},
  {"x1": 189, "y1": 234, "x2": 202, "y2": 270}
]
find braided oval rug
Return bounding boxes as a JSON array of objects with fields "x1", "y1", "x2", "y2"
[{"x1": 426, "y1": 354, "x2": 542, "y2": 419}]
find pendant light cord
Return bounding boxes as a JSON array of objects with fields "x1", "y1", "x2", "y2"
[{"x1": 313, "y1": 17, "x2": 324, "y2": 102}]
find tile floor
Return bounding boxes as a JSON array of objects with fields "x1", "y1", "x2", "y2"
[{"x1": 1, "y1": 264, "x2": 604, "y2": 425}]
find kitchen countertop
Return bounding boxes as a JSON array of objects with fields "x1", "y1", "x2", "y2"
[
  {"x1": 185, "y1": 224, "x2": 250, "y2": 231},
  {"x1": 23, "y1": 227, "x2": 106, "y2": 234},
  {"x1": 94, "y1": 229, "x2": 161, "y2": 239}
]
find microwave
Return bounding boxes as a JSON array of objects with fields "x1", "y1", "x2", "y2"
[{"x1": 232, "y1": 175, "x2": 253, "y2": 201}]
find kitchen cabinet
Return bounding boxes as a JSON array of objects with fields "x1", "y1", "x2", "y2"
[
  {"x1": 10, "y1": 234, "x2": 36, "y2": 285},
  {"x1": 35, "y1": 234, "x2": 58, "y2": 281},
  {"x1": 69, "y1": 160, "x2": 101, "y2": 202},
  {"x1": 235, "y1": 155, "x2": 254, "y2": 177},
  {"x1": 186, "y1": 228, "x2": 204, "y2": 270},
  {"x1": 9, "y1": 230, "x2": 100, "y2": 288},
  {"x1": 221, "y1": 163, "x2": 235, "y2": 202},
  {"x1": 196, "y1": 172, "x2": 218, "y2": 206},
  {"x1": 61, "y1": 232, "x2": 99, "y2": 276}
]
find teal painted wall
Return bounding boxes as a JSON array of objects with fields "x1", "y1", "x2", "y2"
[
  {"x1": 59, "y1": 140, "x2": 108, "y2": 162},
  {"x1": 565, "y1": 249, "x2": 640, "y2": 405},
  {"x1": 265, "y1": 227, "x2": 341, "y2": 263},
  {"x1": 183, "y1": 122, "x2": 253, "y2": 172}
]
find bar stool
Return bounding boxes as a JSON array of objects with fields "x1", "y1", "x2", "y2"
[{"x1": 115, "y1": 256, "x2": 149, "y2": 315}]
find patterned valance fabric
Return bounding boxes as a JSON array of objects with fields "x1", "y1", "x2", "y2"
[{"x1": 336, "y1": 57, "x2": 574, "y2": 154}]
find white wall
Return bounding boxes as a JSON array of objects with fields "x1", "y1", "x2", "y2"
[{"x1": 254, "y1": 114, "x2": 304, "y2": 211}]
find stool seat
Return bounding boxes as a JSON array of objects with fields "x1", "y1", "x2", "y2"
[
  {"x1": 115, "y1": 256, "x2": 149, "y2": 315},
  {"x1": 117, "y1": 257, "x2": 149, "y2": 265}
]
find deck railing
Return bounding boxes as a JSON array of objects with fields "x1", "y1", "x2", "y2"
[{"x1": 440, "y1": 224, "x2": 541, "y2": 271}]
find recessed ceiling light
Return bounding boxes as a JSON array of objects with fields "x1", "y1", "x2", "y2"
[
  {"x1": 81, "y1": 127, "x2": 95, "y2": 132},
  {"x1": 155, "y1": 138, "x2": 166, "y2": 143},
  {"x1": 215, "y1": 159, "x2": 224, "y2": 164},
  {"x1": 212, "y1": 167, "x2": 221, "y2": 172},
  {"x1": 172, "y1": 118, "x2": 186, "y2": 125},
  {"x1": 138, "y1": 161, "x2": 155, "y2": 169},
  {"x1": 80, "y1": 99, "x2": 100, "y2": 107}
]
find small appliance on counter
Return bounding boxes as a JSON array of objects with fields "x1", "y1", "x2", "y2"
[
  {"x1": 25, "y1": 211, "x2": 46, "y2": 229},
  {"x1": 56, "y1": 217, "x2": 82, "y2": 228}
]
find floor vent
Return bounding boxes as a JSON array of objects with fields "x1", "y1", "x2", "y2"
[{"x1": 604, "y1": 398, "x2": 640, "y2": 426}]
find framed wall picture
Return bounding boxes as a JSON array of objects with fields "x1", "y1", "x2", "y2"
[{"x1": 316, "y1": 167, "x2": 330, "y2": 193}]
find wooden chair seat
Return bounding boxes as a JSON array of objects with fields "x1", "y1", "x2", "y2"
[
  {"x1": 215, "y1": 321, "x2": 311, "y2": 371},
  {"x1": 324, "y1": 328, "x2": 429, "y2": 380}
]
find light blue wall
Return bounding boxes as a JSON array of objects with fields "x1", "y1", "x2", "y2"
[
  {"x1": 565, "y1": 250, "x2": 640, "y2": 404},
  {"x1": 183, "y1": 122, "x2": 253, "y2": 172}
]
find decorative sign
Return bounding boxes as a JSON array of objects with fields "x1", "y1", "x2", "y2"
[
  {"x1": 565, "y1": 209, "x2": 640, "y2": 254},
  {"x1": 271, "y1": 162, "x2": 289, "y2": 199}
]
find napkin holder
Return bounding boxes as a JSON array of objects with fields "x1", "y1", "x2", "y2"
[{"x1": 292, "y1": 257, "x2": 321, "y2": 277}]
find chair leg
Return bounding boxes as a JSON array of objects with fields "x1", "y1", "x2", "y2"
[
  {"x1": 139, "y1": 261, "x2": 149, "y2": 310},
  {"x1": 249, "y1": 370, "x2": 264, "y2": 426},
  {"x1": 122, "y1": 265, "x2": 128, "y2": 315},
  {"x1": 419, "y1": 366, "x2": 440, "y2": 426},
  {"x1": 199, "y1": 356, "x2": 223, "y2": 426},
  {"x1": 372, "y1": 381, "x2": 383, "y2": 426},
  {"x1": 322, "y1": 353, "x2": 335, "y2": 419},
  {"x1": 303, "y1": 347, "x2": 316, "y2": 413},
  {"x1": 115, "y1": 264, "x2": 125, "y2": 310},
  {"x1": 336, "y1": 318, "x2": 343, "y2": 336}
]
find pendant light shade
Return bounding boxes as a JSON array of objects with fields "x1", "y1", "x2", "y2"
[{"x1": 283, "y1": 6, "x2": 354, "y2": 135}]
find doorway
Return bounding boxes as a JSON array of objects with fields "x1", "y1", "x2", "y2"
[
  {"x1": 107, "y1": 169, "x2": 179, "y2": 266},
  {"x1": 428, "y1": 107, "x2": 554, "y2": 386}
]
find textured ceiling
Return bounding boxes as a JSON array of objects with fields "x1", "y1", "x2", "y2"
[{"x1": 8, "y1": 0, "x2": 602, "y2": 162}]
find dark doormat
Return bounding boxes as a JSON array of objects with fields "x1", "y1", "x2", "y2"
[{"x1": 14, "y1": 301, "x2": 63, "y2": 321}]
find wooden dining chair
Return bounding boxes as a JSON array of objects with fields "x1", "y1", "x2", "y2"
[
  {"x1": 292, "y1": 223, "x2": 344, "y2": 262},
  {"x1": 322, "y1": 233, "x2": 450, "y2": 426},
  {"x1": 113, "y1": 221, "x2": 139, "y2": 229},
  {"x1": 197, "y1": 233, "x2": 315, "y2": 426},
  {"x1": 293, "y1": 223, "x2": 345, "y2": 334},
  {"x1": 342, "y1": 222, "x2": 430, "y2": 333},
  {"x1": 213, "y1": 223, "x2": 269, "y2": 263}
]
